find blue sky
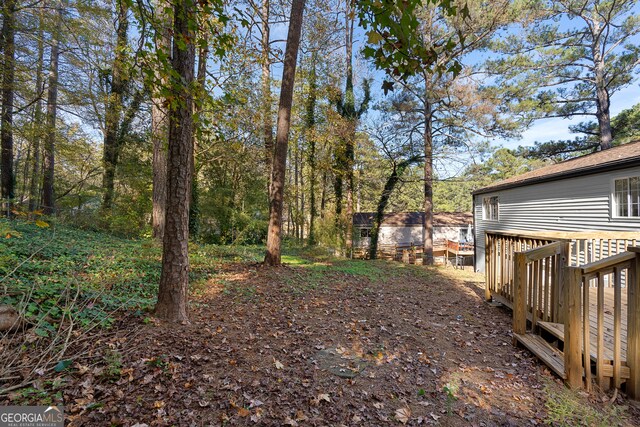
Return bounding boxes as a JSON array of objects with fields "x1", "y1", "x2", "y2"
[{"x1": 501, "y1": 83, "x2": 640, "y2": 149}]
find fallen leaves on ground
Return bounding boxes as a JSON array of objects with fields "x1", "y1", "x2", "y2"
[{"x1": 5, "y1": 259, "x2": 638, "y2": 426}]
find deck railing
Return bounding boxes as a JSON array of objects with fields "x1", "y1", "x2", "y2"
[
  {"x1": 486, "y1": 230, "x2": 640, "y2": 304},
  {"x1": 564, "y1": 249, "x2": 640, "y2": 396},
  {"x1": 513, "y1": 241, "x2": 568, "y2": 337},
  {"x1": 485, "y1": 231, "x2": 558, "y2": 304}
]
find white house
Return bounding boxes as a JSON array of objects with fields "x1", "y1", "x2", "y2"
[
  {"x1": 473, "y1": 141, "x2": 640, "y2": 272},
  {"x1": 353, "y1": 211, "x2": 473, "y2": 249}
]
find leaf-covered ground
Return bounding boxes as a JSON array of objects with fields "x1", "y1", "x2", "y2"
[{"x1": 1, "y1": 223, "x2": 638, "y2": 426}]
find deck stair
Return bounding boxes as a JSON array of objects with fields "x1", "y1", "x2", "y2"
[
  {"x1": 514, "y1": 332, "x2": 566, "y2": 379},
  {"x1": 536, "y1": 321, "x2": 631, "y2": 380}
]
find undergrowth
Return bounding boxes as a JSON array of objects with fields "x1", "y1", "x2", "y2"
[
  {"x1": 543, "y1": 381, "x2": 629, "y2": 426},
  {"x1": 0, "y1": 219, "x2": 264, "y2": 331},
  {"x1": 0, "y1": 219, "x2": 266, "y2": 393},
  {"x1": 0, "y1": 220, "x2": 160, "y2": 331}
]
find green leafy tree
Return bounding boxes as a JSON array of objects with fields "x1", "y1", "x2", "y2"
[{"x1": 362, "y1": 0, "x2": 518, "y2": 264}]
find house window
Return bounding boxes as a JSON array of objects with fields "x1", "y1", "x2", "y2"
[
  {"x1": 360, "y1": 228, "x2": 372, "y2": 238},
  {"x1": 614, "y1": 176, "x2": 640, "y2": 218},
  {"x1": 483, "y1": 196, "x2": 499, "y2": 221}
]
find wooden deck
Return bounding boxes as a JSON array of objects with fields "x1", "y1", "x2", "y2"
[{"x1": 485, "y1": 230, "x2": 640, "y2": 397}]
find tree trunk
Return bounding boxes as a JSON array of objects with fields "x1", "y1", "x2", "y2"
[
  {"x1": 343, "y1": 2, "x2": 355, "y2": 256},
  {"x1": 593, "y1": 54, "x2": 612, "y2": 150},
  {"x1": 294, "y1": 137, "x2": 300, "y2": 240},
  {"x1": 42, "y1": 4, "x2": 63, "y2": 216},
  {"x1": 152, "y1": 1, "x2": 171, "y2": 240},
  {"x1": 369, "y1": 166, "x2": 399, "y2": 260},
  {"x1": 28, "y1": 7, "x2": 46, "y2": 213},
  {"x1": 1, "y1": 0, "x2": 17, "y2": 212},
  {"x1": 299, "y1": 141, "x2": 305, "y2": 241},
  {"x1": 261, "y1": 0, "x2": 274, "y2": 180},
  {"x1": 423, "y1": 95, "x2": 434, "y2": 265},
  {"x1": 264, "y1": 0, "x2": 305, "y2": 266},
  {"x1": 189, "y1": 36, "x2": 208, "y2": 239},
  {"x1": 154, "y1": 0, "x2": 196, "y2": 323},
  {"x1": 306, "y1": 53, "x2": 317, "y2": 245},
  {"x1": 369, "y1": 156, "x2": 420, "y2": 260},
  {"x1": 101, "y1": 0, "x2": 129, "y2": 211},
  {"x1": 320, "y1": 169, "x2": 327, "y2": 218}
]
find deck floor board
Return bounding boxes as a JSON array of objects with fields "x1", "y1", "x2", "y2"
[{"x1": 537, "y1": 287, "x2": 628, "y2": 363}]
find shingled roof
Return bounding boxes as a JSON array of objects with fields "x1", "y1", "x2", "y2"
[
  {"x1": 473, "y1": 141, "x2": 640, "y2": 195},
  {"x1": 353, "y1": 212, "x2": 472, "y2": 227}
]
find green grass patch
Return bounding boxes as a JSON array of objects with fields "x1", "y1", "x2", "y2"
[
  {"x1": 543, "y1": 380, "x2": 628, "y2": 426},
  {"x1": 280, "y1": 254, "x2": 313, "y2": 265}
]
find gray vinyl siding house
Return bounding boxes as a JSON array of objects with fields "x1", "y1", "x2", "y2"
[{"x1": 473, "y1": 141, "x2": 640, "y2": 273}]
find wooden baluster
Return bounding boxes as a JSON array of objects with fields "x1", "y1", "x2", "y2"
[
  {"x1": 538, "y1": 258, "x2": 544, "y2": 321},
  {"x1": 490, "y1": 234, "x2": 496, "y2": 301},
  {"x1": 528, "y1": 257, "x2": 534, "y2": 315},
  {"x1": 598, "y1": 239, "x2": 603, "y2": 261},
  {"x1": 557, "y1": 242, "x2": 569, "y2": 324},
  {"x1": 568, "y1": 240, "x2": 573, "y2": 267},
  {"x1": 504, "y1": 238, "x2": 509, "y2": 298},
  {"x1": 511, "y1": 239, "x2": 515, "y2": 299},
  {"x1": 551, "y1": 254, "x2": 558, "y2": 322},
  {"x1": 544, "y1": 257, "x2": 550, "y2": 321},
  {"x1": 627, "y1": 250, "x2": 640, "y2": 399},
  {"x1": 507, "y1": 238, "x2": 512, "y2": 299},
  {"x1": 584, "y1": 273, "x2": 592, "y2": 391},
  {"x1": 597, "y1": 271, "x2": 605, "y2": 389},
  {"x1": 613, "y1": 266, "x2": 622, "y2": 389},
  {"x1": 500, "y1": 238, "x2": 504, "y2": 295},
  {"x1": 492, "y1": 236, "x2": 497, "y2": 297},
  {"x1": 532, "y1": 260, "x2": 538, "y2": 331},
  {"x1": 513, "y1": 252, "x2": 527, "y2": 344}
]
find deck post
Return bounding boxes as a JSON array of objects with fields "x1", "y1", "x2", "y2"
[
  {"x1": 564, "y1": 266, "x2": 583, "y2": 389},
  {"x1": 627, "y1": 249, "x2": 640, "y2": 399},
  {"x1": 556, "y1": 241, "x2": 570, "y2": 324},
  {"x1": 513, "y1": 252, "x2": 527, "y2": 345}
]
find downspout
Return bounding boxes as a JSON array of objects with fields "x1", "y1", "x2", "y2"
[{"x1": 473, "y1": 194, "x2": 477, "y2": 272}]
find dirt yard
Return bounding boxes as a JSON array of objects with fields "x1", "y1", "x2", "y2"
[{"x1": 5, "y1": 253, "x2": 638, "y2": 426}]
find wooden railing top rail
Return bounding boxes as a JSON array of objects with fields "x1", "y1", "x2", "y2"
[
  {"x1": 520, "y1": 241, "x2": 564, "y2": 263},
  {"x1": 487, "y1": 229, "x2": 640, "y2": 240},
  {"x1": 579, "y1": 252, "x2": 636, "y2": 275}
]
